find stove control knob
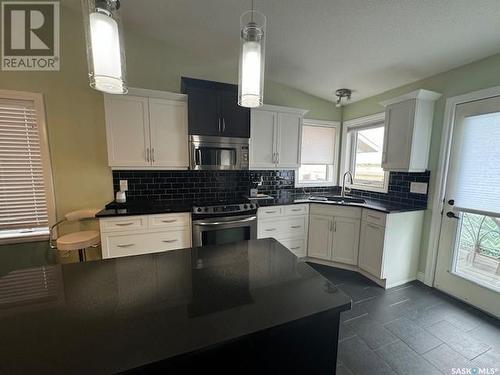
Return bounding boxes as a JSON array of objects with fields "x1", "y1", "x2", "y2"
[
  {"x1": 250, "y1": 204, "x2": 255, "y2": 209},
  {"x1": 196, "y1": 208, "x2": 202, "y2": 212},
  {"x1": 204, "y1": 207, "x2": 209, "y2": 212},
  {"x1": 243, "y1": 204, "x2": 248, "y2": 209}
]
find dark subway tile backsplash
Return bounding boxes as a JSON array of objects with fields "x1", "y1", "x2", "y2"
[{"x1": 112, "y1": 170, "x2": 429, "y2": 209}]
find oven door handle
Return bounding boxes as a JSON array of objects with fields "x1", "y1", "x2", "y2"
[{"x1": 193, "y1": 216, "x2": 257, "y2": 226}]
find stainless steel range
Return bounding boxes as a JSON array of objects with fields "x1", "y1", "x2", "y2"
[{"x1": 192, "y1": 200, "x2": 258, "y2": 247}]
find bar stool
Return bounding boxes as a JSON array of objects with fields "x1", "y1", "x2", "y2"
[{"x1": 49, "y1": 209, "x2": 100, "y2": 262}]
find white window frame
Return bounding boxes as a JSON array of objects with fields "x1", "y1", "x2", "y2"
[
  {"x1": 295, "y1": 119, "x2": 340, "y2": 188},
  {"x1": 0, "y1": 90, "x2": 56, "y2": 244},
  {"x1": 340, "y1": 112, "x2": 389, "y2": 193}
]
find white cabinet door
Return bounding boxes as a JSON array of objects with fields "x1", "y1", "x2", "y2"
[
  {"x1": 359, "y1": 221, "x2": 385, "y2": 278},
  {"x1": 250, "y1": 109, "x2": 277, "y2": 168},
  {"x1": 332, "y1": 217, "x2": 360, "y2": 265},
  {"x1": 149, "y1": 98, "x2": 188, "y2": 168},
  {"x1": 105, "y1": 95, "x2": 150, "y2": 167},
  {"x1": 307, "y1": 214, "x2": 332, "y2": 260},
  {"x1": 276, "y1": 112, "x2": 301, "y2": 168},
  {"x1": 382, "y1": 99, "x2": 415, "y2": 171}
]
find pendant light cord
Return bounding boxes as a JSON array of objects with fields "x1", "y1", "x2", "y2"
[{"x1": 251, "y1": 0, "x2": 254, "y2": 22}]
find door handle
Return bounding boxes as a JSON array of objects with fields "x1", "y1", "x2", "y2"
[{"x1": 446, "y1": 211, "x2": 460, "y2": 219}]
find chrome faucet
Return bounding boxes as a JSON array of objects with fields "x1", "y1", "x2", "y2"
[{"x1": 341, "y1": 171, "x2": 353, "y2": 198}]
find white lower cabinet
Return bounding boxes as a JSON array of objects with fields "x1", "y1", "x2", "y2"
[
  {"x1": 359, "y1": 221, "x2": 385, "y2": 278},
  {"x1": 307, "y1": 205, "x2": 361, "y2": 265},
  {"x1": 257, "y1": 204, "x2": 309, "y2": 257},
  {"x1": 307, "y1": 215, "x2": 333, "y2": 260},
  {"x1": 100, "y1": 213, "x2": 191, "y2": 259}
]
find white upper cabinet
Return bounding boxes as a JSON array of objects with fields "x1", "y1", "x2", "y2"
[
  {"x1": 105, "y1": 95, "x2": 150, "y2": 167},
  {"x1": 250, "y1": 105, "x2": 307, "y2": 169},
  {"x1": 380, "y1": 89, "x2": 441, "y2": 172},
  {"x1": 250, "y1": 109, "x2": 277, "y2": 168},
  {"x1": 104, "y1": 89, "x2": 189, "y2": 169},
  {"x1": 149, "y1": 98, "x2": 188, "y2": 168}
]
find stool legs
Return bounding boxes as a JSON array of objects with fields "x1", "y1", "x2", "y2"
[{"x1": 78, "y1": 249, "x2": 87, "y2": 262}]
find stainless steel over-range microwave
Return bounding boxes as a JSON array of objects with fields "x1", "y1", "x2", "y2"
[{"x1": 189, "y1": 135, "x2": 249, "y2": 170}]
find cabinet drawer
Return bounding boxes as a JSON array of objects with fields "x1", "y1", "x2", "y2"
[
  {"x1": 310, "y1": 204, "x2": 361, "y2": 219},
  {"x1": 283, "y1": 204, "x2": 308, "y2": 216},
  {"x1": 104, "y1": 230, "x2": 190, "y2": 259},
  {"x1": 100, "y1": 216, "x2": 147, "y2": 233},
  {"x1": 282, "y1": 216, "x2": 307, "y2": 237},
  {"x1": 279, "y1": 238, "x2": 306, "y2": 258},
  {"x1": 258, "y1": 220, "x2": 283, "y2": 237},
  {"x1": 363, "y1": 210, "x2": 387, "y2": 227},
  {"x1": 148, "y1": 213, "x2": 190, "y2": 230},
  {"x1": 258, "y1": 206, "x2": 283, "y2": 218}
]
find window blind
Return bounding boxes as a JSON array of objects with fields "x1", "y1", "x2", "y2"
[
  {"x1": 0, "y1": 98, "x2": 49, "y2": 232},
  {"x1": 454, "y1": 112, "x2": 500, "y2": 217},
  {"x1": 301, "y1": 125, "x2": 336, "y2": 164}
]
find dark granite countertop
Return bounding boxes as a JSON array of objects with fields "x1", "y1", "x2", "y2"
[
  {"x1": 96, "y1": 200, "x2": 193, "y2": 218},
  {"x1": 253, "y1": 191, "x2": 426, "y2": 214},
  {"x1": 0, "y1": 238, "x2": 351, "y2": 374}
]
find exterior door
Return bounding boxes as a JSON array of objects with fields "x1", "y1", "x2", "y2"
[
  {"x1": 307, "y1": 215, "x2": 332, "y2": 260},
  {"x1": 435, "y1": 95, "x2": 500, "y2": 317},
  {"x1": 104, "y1": 95, "x2": 150, "y2": 167}
]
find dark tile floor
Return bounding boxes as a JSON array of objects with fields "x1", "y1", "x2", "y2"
[{"x1": 308, "y1": 263, "x2": 500, "y2": 375}]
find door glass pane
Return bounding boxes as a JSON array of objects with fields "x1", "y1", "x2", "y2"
[
  {"x1": 196, "y1": 147, "x2": 236, "y2": 166},
  {"x1": 453, "y1": 212, "x2": 500, "y2": 292},
  {"x1": 352, "y1": 126, "x2": 385, "y2": 186},
  {"x1": 202, "y1": 227, "x2": 250, "y2": 246}
]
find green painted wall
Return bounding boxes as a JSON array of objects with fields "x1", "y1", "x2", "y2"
[
  {"x1": 0, "y1": 6, "x2": 339, "y2": 263},
  {"x1": 343, "y1": 53, "x2": 500, "y2": 272}
]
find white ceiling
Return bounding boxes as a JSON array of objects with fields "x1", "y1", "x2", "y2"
[{"x1": 74, "y1": 0, "x2": 500, "y2": 103}]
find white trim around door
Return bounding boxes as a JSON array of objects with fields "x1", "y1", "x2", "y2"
[{"x1": 423, "y1": 85, "x2": 500, "y2": 286}]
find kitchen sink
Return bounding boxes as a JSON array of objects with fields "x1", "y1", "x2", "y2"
[{"x1": 308, "y1": 195, "x2": 366, "y2": 204}]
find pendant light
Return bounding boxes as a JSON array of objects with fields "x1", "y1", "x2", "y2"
[
  {"x1": 238, "y1": 0, "x2": 266, "y2": 108},
  {"x1": 335, "y1": 89, "x2": 352, "y2": 108},
  {"x1": 82, "y1": 0, "x2": 127, "y2": 94}
]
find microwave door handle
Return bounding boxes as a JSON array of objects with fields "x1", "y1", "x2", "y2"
[
  {"x1": 194, "y1": 216, "x2": 257, "y2": 226},
  {"x1": 195, "y1": 148, "x2": 202, "y2": 165}
]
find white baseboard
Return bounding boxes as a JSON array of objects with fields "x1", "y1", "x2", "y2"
[{"x1": 416, "y1": 271, "x2": 425, "y2": 283}]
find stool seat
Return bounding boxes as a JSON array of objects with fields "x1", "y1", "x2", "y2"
[{"x1": 56, "y1": 230, "x2": 100, "y2": 251}]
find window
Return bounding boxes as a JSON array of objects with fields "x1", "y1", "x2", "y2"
[
  {"x1": 342, "y1": 113, "x2": 389, "y2": 193},
  {"x1": 296, "y1": 120, "x2": 339, "y2": 187},
  {"x1": 0, "y1": 90, "x2": 55, "y2": 243}
]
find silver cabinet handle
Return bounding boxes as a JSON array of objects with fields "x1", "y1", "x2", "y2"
[
  {"x1": 329, "y1": 221, "x2": 333, "y2": 232},
  {"x1": 276, "y1": 152, "x2": 279, "y2": 164},
  {"x1": 161, "y1": 219, "x2": 177, "y2": 223},
  {"x1": 222, "y1": 118, "x2": 226, "y2": 132},
  {"x1": 162, "y1": 239, "x2": 178, "y2": 243},
  {"x1": 334, "y1": 221, "x2": 337, "y2": 232},
  {"x1": 194, "y1": 216, "x2": 256, "y2": 226},
  {"x1": 265, "y1": 228, "x2": 277, "y2": 232},
  {"x1": 115, "y1": 222, "x2": 134, "y2": 226},
  {"x1": 151, "y1": 148, "x2": 155, "y2": 163},
  {"x1": 218, "y1": 118, "x2": 222, "y2": 133},
  {"x1": 146, "y1": 148, "x2": 150, "y2": 162},
  {"x1": 290, "y1": 246, "x2": 301, "y2": 250},
  {"x1": 291, "y1": 208, "x2": 302, "y2": 212},
  {"x1": 265, "y1": 210, "x2": 277, "y2": 214},
  {"x1": 290, "y1": 225, "x2": 301, "y2": 229},
  {"x1": 117, "y1": 243, "x2": 135, "y2": 248}
]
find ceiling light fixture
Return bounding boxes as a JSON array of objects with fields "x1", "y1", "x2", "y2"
[
  {"x1": 335, "y1": 88, "x2": 352, "y2": 107},
  {"x1": 238, "y1": 0, "x2": 266, "y2": 108},
  {"x1": 82, "y1": 0, "x2": 127, "y2": 94}
]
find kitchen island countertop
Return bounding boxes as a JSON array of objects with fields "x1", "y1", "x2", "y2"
[{"x1": 0, "y1": 238, "x2": 351, "y2": 374}]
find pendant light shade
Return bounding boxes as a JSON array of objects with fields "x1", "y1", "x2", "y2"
[
  {"x1": 238, "y1": 10, "x2": 266, "y2": 108},
  {"x1": 82, "y1": 0, "x2": 127, "y2": 94}
]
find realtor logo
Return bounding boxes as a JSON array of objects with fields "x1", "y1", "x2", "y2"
[{"x1": 1, "y1": 1, "x2": 60, "y2": 70}]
